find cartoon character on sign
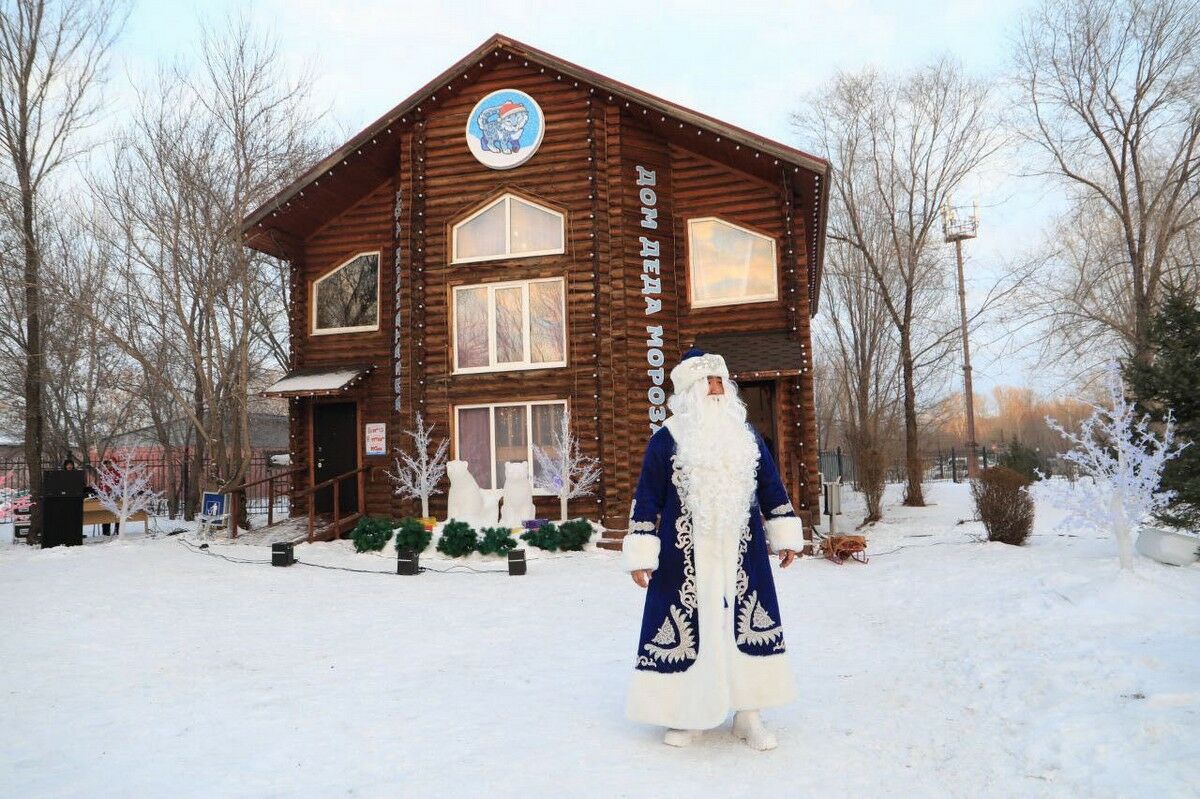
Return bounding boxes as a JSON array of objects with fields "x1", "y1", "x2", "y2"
[
  {"x1": 465, "y1": 89, "x2": 544, "y2": 170},
  {"x1": 477, "y1": 100, "x2": 529, "y2": 155}
]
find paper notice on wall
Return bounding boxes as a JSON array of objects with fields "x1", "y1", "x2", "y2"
[{"x1": 365, "y1": 423, "x2": 387, "y2": 456}]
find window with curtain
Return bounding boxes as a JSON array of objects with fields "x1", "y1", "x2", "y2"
[
  {"x1": 452, "y1": 277, "x2": 566, "y2": 373},
  {"x1": 452, "y1": 194, "x2": 565, "y2": 263},
  {"x1": 687, "y1": 218, "x2": 778, "y2": 307},
  {"x1": 312, "y1": 252, "x2": 380, "y2": 333},
  {"x1": 455, "y1": 401, "x2": 567, "y2": 491}
]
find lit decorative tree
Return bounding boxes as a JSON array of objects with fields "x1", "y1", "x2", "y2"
[
  {"x1": 1036, "y1": 362, "x2": 1186, "y2": 570},
  {"x1": 93, "y1": 452, "x2": 162, "y2": 536},
  {"x1": 532, "y1": 408, "x2": 601, "y2": 522},
  {"x1": 386, "y1": 412, "x2": 449, "y2": 519}
]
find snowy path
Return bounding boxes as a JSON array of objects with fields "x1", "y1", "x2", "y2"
[{"x1": 2, "y1": 482, "x2": 1197, "y2": 798}]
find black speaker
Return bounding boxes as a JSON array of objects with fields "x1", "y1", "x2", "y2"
[
  {"x1": 44, "y1": 470, "x2": 85, "y2": 498},
  {"x1": 508, "y1": 549, "x2": 527, "y2": 576},
  {"x1": 397, "y1": 549, "x2": 419, "y2": 575},
  {"x1": 41, "y1": 470, "x2": 84, "y2": 548},
  {"x1": 272, "y1": 542, "x2": 295, "y2": 566}
]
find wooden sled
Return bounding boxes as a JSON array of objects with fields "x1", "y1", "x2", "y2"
[{"x1": 819, "y1": 534, "x2": 868, "y2": 564}]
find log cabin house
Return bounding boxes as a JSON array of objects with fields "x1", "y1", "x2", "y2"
[{"x1": 243, "y1": 34, "x2": 829, "y2": 542}]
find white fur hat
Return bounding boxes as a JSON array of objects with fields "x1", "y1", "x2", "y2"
[{"x1": 669, "y1": 347, "x2": 729, "y2": 396}]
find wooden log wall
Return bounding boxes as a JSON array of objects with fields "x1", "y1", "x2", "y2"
[
  {"x1": 294, "y1": 181, "x2": 397, "y2": 515},
  {"x1": 282, "y1": 52, "x2": 824, "y2": 533},
  {"x1": 401, "y1": 62, "x2": 605, "y2": 521}
]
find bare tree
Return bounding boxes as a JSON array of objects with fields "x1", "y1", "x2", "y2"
[
  {"x1": 0, "y1": 0, "x2": 122, "y2": 542},
  {"x1": 1014, "y1": 0, "x2": 1200, "y2": 368},
  {"x1": 794, "y1": 60, "x2": 1003, "y2": 505},
  {"x1": 817, "y1": 235, "x2": 902, "y2": 522},
  {"x1": 83, "y1": 17, "x2": 323, "y2": 523}
]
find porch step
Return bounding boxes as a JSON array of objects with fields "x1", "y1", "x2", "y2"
[{"x1": 596, "y1": 536, "x2": 624, "y2": 552}]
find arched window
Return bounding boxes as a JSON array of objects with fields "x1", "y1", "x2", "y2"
[
  {"x1": 312, "y1": 251, "x2": 380, "y2": 335},
  {"x1": 452, "y1": 193, "x2": 565, "y2": 263},
  {"x1": 687, "y1": 218, "x2": 778, "y2": 308}
]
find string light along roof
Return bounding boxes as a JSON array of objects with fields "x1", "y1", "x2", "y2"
[{"x1": 241, "y1": 33, "x2": 829, "y2": 313}]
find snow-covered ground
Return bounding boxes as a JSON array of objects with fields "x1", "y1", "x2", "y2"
[{"x1": 2, "y1": 481, "x2": 1197, "y2": 798}]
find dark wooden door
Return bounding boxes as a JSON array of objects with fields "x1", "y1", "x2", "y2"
[
  {"x1": 313, "y1": 402, "x2": 358, "y2": 515},
  {"x1": 740, "y1": 382, "x2": 777, "y2": 462}
]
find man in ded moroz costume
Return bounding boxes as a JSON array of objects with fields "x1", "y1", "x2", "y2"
[{"x1": 622, "y1": 347, "x2": 804, "y2": 750}]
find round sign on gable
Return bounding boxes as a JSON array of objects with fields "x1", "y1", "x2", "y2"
[{"x1": 465, "y1": 89, "x2": 545, "y2": 170}]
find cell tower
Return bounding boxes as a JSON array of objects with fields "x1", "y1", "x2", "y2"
[{"x1": 942, "y1": 200, "x2": 980, "y2": 478}]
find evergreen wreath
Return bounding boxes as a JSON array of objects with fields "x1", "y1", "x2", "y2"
[
  {"x1": 350, "y1": 516, "x2": 395, "y2": 553},
  {"x1": 477, "y1": 526, "x2": 518, "y2": 556}
]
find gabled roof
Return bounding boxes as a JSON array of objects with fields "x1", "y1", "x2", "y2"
[{"x1": 242, "y1": 33, "x2": 828, "y2": 309}]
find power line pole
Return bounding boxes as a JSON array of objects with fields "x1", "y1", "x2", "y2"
[{"x1": 943, "y1": 201, "x2": 980, "y2": 478}]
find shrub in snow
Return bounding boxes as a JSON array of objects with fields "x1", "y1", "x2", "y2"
[
  {"x1": 1037, "y1": 361, "x2": 1186, "y2": 570},
  {"x1": 436, "y1": 521, "x2": 477, "y2": 557},
  {"x1": 350, "y1": 516, "x2": 394, "y2": 553},
  {"x1": 520, "y1": 522, "x2": 561, "y2": 552},
  {"x1": 393, "y1": 517, "x2": 431, "y2": 553},
  {"x1": 971, "y1": 467, "x2": 1034, "y2": 546},
  {"x1": 557, "y1": 519, "x2": 592, "y2": 551},
  {"x1": 477, "y1": 526, "x2": 517, "y2": 556},
  {"x1": 998, "y1": 438, "x2": 1046, "y2": 483}
]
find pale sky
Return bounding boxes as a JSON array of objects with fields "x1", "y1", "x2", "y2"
[{"x1": 113, "y1": 0, "x2": 1065, "y2": 397}]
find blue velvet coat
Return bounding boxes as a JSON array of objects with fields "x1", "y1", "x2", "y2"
[{"x1": 624, "y1": 425, "x2": 803, "y2": 674}]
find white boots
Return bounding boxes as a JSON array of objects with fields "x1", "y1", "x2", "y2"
[
  {"x1": 732, "y1": 710, "x2": 779, "y2": 751},
  {"x1": 661, "y1": 711, "x2": 778, "y2": 750},
  {"x1": 662, "y1": 728, "x2": 699, "y2": 747}
]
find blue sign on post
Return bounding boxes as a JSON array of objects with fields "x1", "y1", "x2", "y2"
[{"x1": 200, "y1": 492, "x2": 226, "y2": 519}]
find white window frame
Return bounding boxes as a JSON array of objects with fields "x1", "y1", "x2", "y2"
[
  {"x1": 453, "y1": 399, "x2": 569, "y2": 494},
  {"x1": 311, "y1": 250, "x2": 382, "y2": 336},
  {"x1": 686, "y1": 217, "x2": 780, "y2": 309},
  {"x1": 451, "y1": 276, "x2": 567, "y2": 374},
  {"x1": 451, "y1": 193, "x2": 566, "y2": 264}
]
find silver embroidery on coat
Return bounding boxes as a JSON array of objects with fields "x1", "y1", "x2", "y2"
[
  {"x1": 736, "y1": 590, "x2": 783, "y2": 647},
  {"x1": 639, "y1": 456, "x2": 698, "y2": 667},
  {"x1": 768, "y1": 502, "x2": 794, "y2": 517}
]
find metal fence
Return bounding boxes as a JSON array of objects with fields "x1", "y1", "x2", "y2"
[{"x1": 0, "y1": 455, "x2": 290, "y2": 520}]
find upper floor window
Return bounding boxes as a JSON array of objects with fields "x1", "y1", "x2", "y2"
[
  {"x1": 312, "y1": 251, "x2": 380, "y2": 335},
  {"x1": 453, "y1": 277, "x2": 566, "y2": 373},
  {"x1": 452, "y1": 194, "x2": 565, "y2": 263},
  {"x1": 687, "y1": 217, "x2": 778, "y2": 308}
]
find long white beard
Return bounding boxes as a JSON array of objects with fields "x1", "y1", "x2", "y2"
[{"x1": 670, "y1": 388, "x2": 760, "y2": 538}]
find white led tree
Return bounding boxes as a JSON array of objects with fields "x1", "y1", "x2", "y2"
[
  {"x1": 93, "y1": 452, "x2": 162, "y2": 536},
  {"x1": 532, "y1": 407, "x2": 601, "y2": 522},
  {"x1": 386, "y1": 412, "x2": 449, "y2": 519},
  {"x1": 1037, "y1": 362, "x2": 1185, "y2": 570}
]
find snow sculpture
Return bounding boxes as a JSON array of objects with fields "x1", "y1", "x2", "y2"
[
  {"x1": 499, "y1": 462, "x2": 536, "y2": 527},
  {"x1": 446, "y1": 460, "x2": 496, "y2": 529}
]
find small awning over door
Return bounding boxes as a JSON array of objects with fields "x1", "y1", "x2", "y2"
[
  {"x1": 692, "y1": 332, "x2": 804, "y2": 380},
  {"x1": 260, "y1": 364, "x2": 374, "y2": 398}
]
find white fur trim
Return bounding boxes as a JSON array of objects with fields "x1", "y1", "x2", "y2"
[
  {"x1": 669, "y1": 352, "x2": 729, "y2": 396},
  {"x1": 622, "y1": 532, "x2": 661, "y2": 572},
  {"x1": 765, "y1": 516, "x2": 805, "y2": 554}
]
